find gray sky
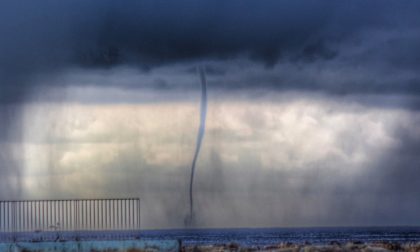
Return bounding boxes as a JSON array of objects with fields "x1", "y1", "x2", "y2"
[{"x1": 1, "y1": 0, "x2": 420, "y2": 228}]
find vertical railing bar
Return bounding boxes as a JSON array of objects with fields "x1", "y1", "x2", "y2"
[
  {"x1": 15, "y1": 201, "x2": 18, "y2": 233},
  {"x1": 34, "y1": 201, "x2": 37, "y2": 231},
  {"x1": 4, "y1": 202, "x2": 6, "y2": 234},
  {"x1": 69, "y1": 200, "x2": 72, "y2": 231},
  {"x1": 122, "y1": 200, "x2": 124, "y2": 230},
  {"x1": 141, "y1": 199, "x2": 143, "y2": 232},
  {"x1": 31, "y1": 201, "x2": 34, "y2": 232},
  {"x1": 110, "y1": 199, "x2": 113, "y2": 231},
  {"x1": 97, "y1": 200, "x2": 99, "y2": 231},
  {"x1": 110, "y1": 200, "x2": 113, "y2": 230},
  {"x1": 128, "y1": 199, "x2": 130, "y2": 230},
  {"x1": 12, "y1": 202, "x2": 15, "y2": 240},
  {"x1": 104, "y1": 200, "x2": 107, "y2": 231},
  {"x1": 65, "y1": 200, "x2": 68, "y2": 231},
  {"x1": 28, "y1": 201, "x2": 30, "y2": 232},
  {"x1": 38, "y1": 201, "x2": 40, "y2": 233},
  {"x1": 86, "y1": 200, "x2": 88, "y2": 231},
  {"x1": 79, "y1": 200, "x2": 82, "y2": 231},
  {"x1": 28, "y1": 201, "x2": 31, "y2": 233},
  {"x1": 95, "y1": 200, "x2": 97, "y2": 231},
  {"x1": 59, "y1": 200, "x2": 62, "y2": 231},
  {"x1": 18, "y1": 201, "x2": 20, "y2": 233},
  {"x1": 70, "y1": 200, "x2": 73, "y2": 232},
  {"x1": 13, "y1": 201, "x2": 19, "y2": 234},
  {"x1": 99, "y1": 199, "x2": 101, "y2": 231},
  {"x1": 62, "y1": 200, "x2": 65, "y2": 231},
  {"x1": 70, "y1": 200, "x2": 73, "y2": 231},
  {"x1": 25, "y1": 202, "x2": 27, "y2": 232},
  {"x1": 48, "y1": 201, "x2": 51, "y2": 231},
  {"x1": 131, "y1": 199, "x2": 134, "y2": 230},
  {"x1": 98, "y1": 199, "x2": 100, "y2": 231},
  {"x1": 92, "y1": 200, "x2": 94, "y2": 234},
  {"x1": 23, "y1": 201, "x2": 25, "y2": 232},
  {"x1": 89, "y1": 200, "x2": 92, "y2": 231},
  {"x1": 73, "y1": 200, "x2": 75, "y2": 232},
  {"x1": 45, "y1": 201, "x2": 47, "y2": 232},
  {"x1": 50, "y1": 201, "x2": 52, "y2": 231},
  {"x1": 98, "y1": 199, "x2": 101, "y2": 231},
  {"x1": 100, "y1": 200, "x2": 103, "y2": 231},
  {"x1": 104, "y1": 199, "x2": 106, "y2": 231},
  {"x1": 60, "y1": 200, "x2": 63, "y2": 231},
  {"x1": 117, "y1": 200, "x2": 120, "y2": 230},
  {"x1": 29, "y1": 201, "x2": 31, "y2": 232},
  {"x1": 85, "y1": 200, "x2": 88, "y2": 231},
  {"x1": 125, "y1": 200, "x2": 127, "y2": 229},
  {"x1": 10, "y1": 202, "x2": 13, "y2": 240},
  {"x1": 113, "y1": 199, "x2": 116, "y2": 231},
  {"x1": 80, "y1": 200, "x2": 86, "y2": 230},
  {"x1": 16, "y1": 201, "x2": 19, "y2": 233},
  {"x1": 107, "y1": 199, "x2": 109, "y2": 231},
  {"x1": 112, "y1": 200, "x2": 115, "y2": 230},
  {"x1": 5, "y1": 203, "x2": 8, "y2": 234},
  {"x1": 101, "y1": 200, "x2": 103, "y2": 231},
  {"x1": 96, "y1": 200, "x2": 101, "y2": 230},
  {"x1": 6, "y1": 202, "x2": 10, "y2": 233},
  {"x1": 17, "y1": 201, "x2": 19, "y2": 237},
  {"x1": 80, "y1": 200, "x2": 83, "y2": 231},
  {"x1": 77, "y1": 200, "x2": 79, "y2": 232},
  {"x1": 126, "y1": 199, "x2": 131, "y2": 230},
  {"x1": 76, "y1": 200, "x2": 79, "y2": 235},
  {"x1": 41, "y1": 201, "x2": 43, "y2": 231},
  {"x1": 132, "y1": 199, "x2": 135, "y2": 231},
  {"x1": 21, "y1": 202, "x2": 23, "y2": 232},
  {"x1": 7, "y1": 202, "x2": 10, "y2": 234},
  {"x1": 65, "y1": 200, "x2": 67, "y2": 232},
  {"x1": 53, "y1": 200, "x2": 56, "y2": 230},
  {"x1": 53, "y1": 200, "x2": 56, "y2": 232},
  {"x1": 130, "y1": 199, "x2": 133, "y2": 230},
  {"x1": 60, "y1": 200, "x2": 65, "y2": 230},
  {"x1": 75, "y1": 200, "x2": 77, "y2": 232},
  {"x1": 1, "y1": 202, "x2": 3, "y2": 232},
  {"x1": 122, "y1": 200, "x2": 125, "y2": 230},
  {"x1": 12, "y1": 202, "x2": 14, "y2": 236},
  {"x1": 0, "y1": 202, "x2": 2, "y2": 232},
  {"x1": 127, "y1": 200, "x2": 129, "y2": 230},
  {"x1": 94, "y1": 200, "x2": 97, "y2": 230},
  {"x1": 120, "y1": 200, "x2": 123, "y2": 230},
  {"x1": 87, "y1": 200, "x2": 89, "y2": 231}
]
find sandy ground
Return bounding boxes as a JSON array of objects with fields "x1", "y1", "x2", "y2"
[{"x1": 182, "y1": 241, "x2": 420, "y2": 252}]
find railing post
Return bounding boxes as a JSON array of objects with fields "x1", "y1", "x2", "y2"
[{"x1": 13, "y1": 201, "x2": 16, "y2": 242}]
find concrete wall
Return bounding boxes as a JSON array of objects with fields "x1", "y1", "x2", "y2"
[{"x1": 0, "y1": 239, "x2": 180, "y2": 252}]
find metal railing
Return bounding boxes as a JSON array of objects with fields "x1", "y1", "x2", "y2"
[{"x1": 0, "y1": 198, "x2": 140, "y2": 242}]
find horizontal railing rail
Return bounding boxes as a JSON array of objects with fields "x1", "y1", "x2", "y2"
[{"x1": 0, "y1": 198, "x2": 140, "y2": 242}]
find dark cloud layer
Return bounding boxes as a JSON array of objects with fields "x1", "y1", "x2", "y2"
[{"x1": 1, "y1": 0, "x2": 420, "y2": 102}]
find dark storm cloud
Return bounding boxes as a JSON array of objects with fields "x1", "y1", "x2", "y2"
[{"x1": 2, "y1": 0, "x2": 420, "y2": 102}]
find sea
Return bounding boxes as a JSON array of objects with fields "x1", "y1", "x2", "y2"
[{"x1": 140, "y1": 227, "x2": 420, "y2": 247}]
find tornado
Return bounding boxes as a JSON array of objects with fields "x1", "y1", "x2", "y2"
[{"x1": 186, "y1": 66, "x2": 208, "y2": 226}]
